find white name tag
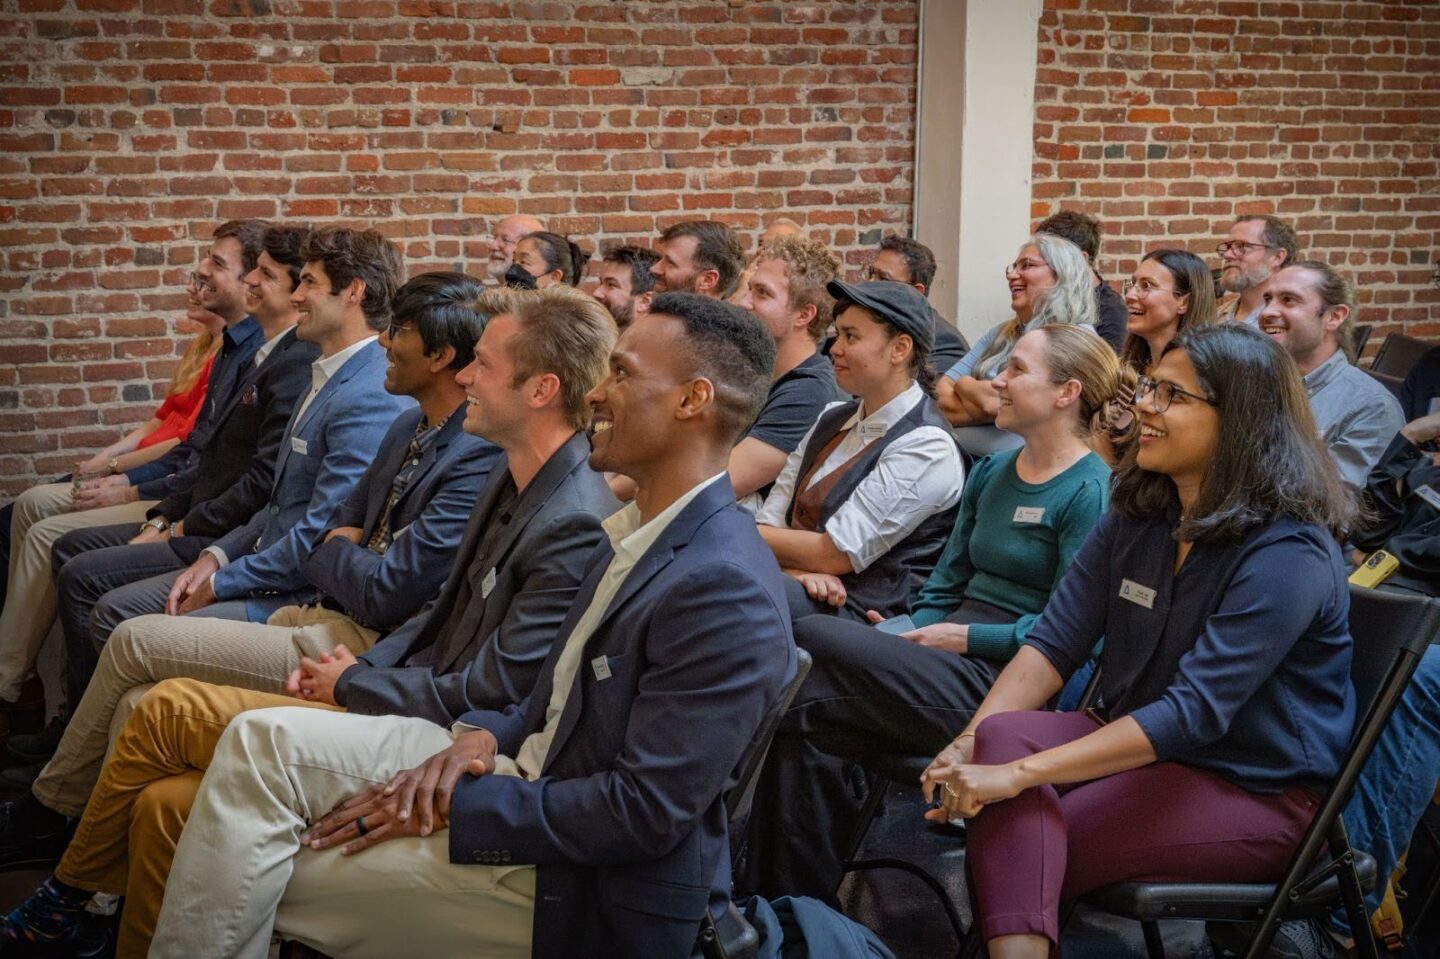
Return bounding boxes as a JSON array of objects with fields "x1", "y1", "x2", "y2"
[
  {"x1": 591, "y1": 655, "x2": 611, "y2": 681},
  {"x1": 1119, "y1": 578, "x2": 1157, "y2": 610},
  {"x1": 857, "y1": 421, "x2": 887, "y2": 442},
  {"x1": 481, "y1": 567, "x2": 497, "y2": 598},
  {"x1": 290, "y1": 437, "x2": 308, "y2": 456},
  {"x1": 1013, "y1": 506, "x2": 1046, "y2": 524},
  {"x1": 1416, "y1": 485, "x2": 1440, "y2": 511}
]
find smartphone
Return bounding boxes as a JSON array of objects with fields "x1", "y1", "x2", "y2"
[
  {"x1": 875, "y1": 614, "x2": 916, "y2": 635},
  {"x1": 1350, "y1": 550, "x2": 1400, "y2": 588}
]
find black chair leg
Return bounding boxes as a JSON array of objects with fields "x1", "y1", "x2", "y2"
[{"x1": 1140, "y1": 919, "x2": 1166, "y2": 959}]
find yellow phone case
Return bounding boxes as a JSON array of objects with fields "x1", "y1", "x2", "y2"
[{"x1": 1350, "y1": 550, "x2": 1401, "y2": 588}]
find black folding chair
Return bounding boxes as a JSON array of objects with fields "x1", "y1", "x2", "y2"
[
  {"x1": 1371, "y1": 333, "x2": 1432, "y2": 380},
  {"x1": 1076, "y1": 586, "x2": 1440, "y2": 959},
  {"x1": 1352, "y1": 323, "x2": 1374, "y2": 359}
]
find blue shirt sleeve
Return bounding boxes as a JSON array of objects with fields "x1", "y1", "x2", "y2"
[{"x1": 945, "y1": 323, "x2": 1002, "y2": 381}]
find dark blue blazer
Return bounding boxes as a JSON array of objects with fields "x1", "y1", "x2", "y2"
[
  {"x1": 301, "y1": 402, "x2": 500, "y2": 631},
  {"x1": 449, "y1": 477, "x2": 796, "y2": 959}
]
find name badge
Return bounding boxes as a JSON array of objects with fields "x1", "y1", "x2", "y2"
[
  {"x1": 481, "y1": 567, "x2": 497, "y2": 598},
  {"x1": 857, "y1": 421, "x2": 887, "y2": 442},
  {"x1": 591, "y1": 655, "x2": 612, "y2": 681},
  {"x1": 1013, "y1": 506, "x2": 1045, "y2": 524},
  {"x1": 1429, "y1": 397, "x2": 1440, "y2": 416},
  {"x1": 1416, "y1": 485, "x2": 1440, "y2": 511},
  {"x1": 1119, "y1": 578, "x2": 1157, "y2": 610},
  {"x1": 290, "y1": 437, "x2": 308, "y2": 456}
]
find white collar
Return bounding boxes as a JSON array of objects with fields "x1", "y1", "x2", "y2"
[
  {"x1": 843, "y1": 381, "x2": 924, "y2": 432},
  {"x1": 315, "y1": 334, "x2": 378, "y2": 380},
  {"x1": 601, "y1": 472, "x2": 728, "y2": 564}
]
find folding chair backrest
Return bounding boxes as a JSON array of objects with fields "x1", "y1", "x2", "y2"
[
  {"x1": 1370, "y1": 333, "x2": 1432, "y2": 379},
  {"x1": 1352, "y1": 323, "x2": 1373, "y2": 358},
  {"x1": 1346, "y1": 585, "x2": 1440, "y2": 716},
  {"x1": 727, "y1": 647, "x2": 811, "y2": 826}
]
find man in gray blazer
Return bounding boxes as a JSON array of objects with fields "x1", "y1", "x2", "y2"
[{"x1": 0, "y1": 286, "x2": 620, "y2": 870}]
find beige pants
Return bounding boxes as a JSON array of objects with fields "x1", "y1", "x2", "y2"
[
  {"x1": 0, "y1": 484, "x2": 154, "y2": 701},
  {"x1": 149, "y1": 699, "x2": 534, "y2": 959},
  {"x1": 32, "y1": 604, "x2": 380, "y2": 817}
]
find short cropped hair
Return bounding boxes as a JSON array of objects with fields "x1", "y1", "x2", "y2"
[
  {"x1": 878, "y1": 235, "x2": 937, "y2": 295},
  {"x1": 660, "y1": 220, "x2": 745, "y2": 298},
  {"x1": 1287, "y1": 259, "x2": 1358, "y2": 360},
  {"x1": 1036, "y1": 210, "x2": 1102, "y2": 262},
  {"x1": 601, "y1": 244, "x2": 660, "y2": 295},
  {"x1": 392, "y1": 272, "x2": 489, "y2": 372},
  {"x1": 213, "y1": 219, "x2": 271, "y2": 274},
  {"x1": 299, "y1": 226, "x2": 406, "y2": 330},
  {"x1": 506, "y1": 285, "x2": 617, "y2": 431},
  {"x1": 1236, "y1": 214, "x2": 1300, "y2": 267},
  {"x1": 260, "y1": 225, "x2": 310, "y2": 288},
  {"x1": 649, "y1": 291, "x2": 776, "y2": 444},
  {"x1": 756, "y1": 236, "x2": 842, "y2": 340}
]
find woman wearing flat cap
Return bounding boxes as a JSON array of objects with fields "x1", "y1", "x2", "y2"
[{"x1": 754, "y1": 279, "x2": 964, "y2": 624}]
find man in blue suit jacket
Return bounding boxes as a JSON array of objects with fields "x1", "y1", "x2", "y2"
[{"x1": 141, "y1": 294, "x2": 795, "y2": 959}]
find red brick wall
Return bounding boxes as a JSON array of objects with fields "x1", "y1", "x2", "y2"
[
  {"x1": 1030, "y1": 0, "x2": 1440, "y2": 350},
  {"x1": 0, "y1": 0, "x2": 919, "y2": 496}
]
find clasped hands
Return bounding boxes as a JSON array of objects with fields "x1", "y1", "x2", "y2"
[
  {"x1": 300, "y1": 728, "x2": 498, "y2": 857},
  {"x1": 918, "y1": 733, "x2": 1027, "y2": 822}
]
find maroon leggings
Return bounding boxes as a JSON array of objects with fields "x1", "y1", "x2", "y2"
[{"x1": 965, "y1": 711, "x2": 1319, "y2": 952}]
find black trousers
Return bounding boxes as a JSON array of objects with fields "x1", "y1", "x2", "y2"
[
  {"x1": 737, "y1": 600, "x2": 1013, "y2": 903},
  {"x1": 51, "y1": 524, "x2": 188, "y2": 712}
]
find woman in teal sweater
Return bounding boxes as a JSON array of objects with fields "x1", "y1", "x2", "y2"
[{"x1": 741, "y1": 324, "x2": 1126, "y2": 902}]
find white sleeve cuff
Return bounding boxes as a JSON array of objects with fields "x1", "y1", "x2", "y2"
[{"x1": 202, "y1": 545, "x2": 229, "y2": 568}]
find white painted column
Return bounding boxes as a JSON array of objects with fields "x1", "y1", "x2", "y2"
[{"x1": 914, "y1": 0, "x2": 1044, "y2": 342}]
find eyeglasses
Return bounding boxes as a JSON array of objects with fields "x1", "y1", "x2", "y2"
[
  {"x1": 1216, "y1": 240, "x2": 1277, "y2": 257},
  {"x1": 863, "y1": 266, "x2": 897, "y2": 283},
  {"x1": 186, "y1": 271, "x2": 214, "y2": 293},
  {"x1": 1123, "y1": 279, "x2": 1178, "y2": 298},
  {"x1": 1134, "y1": 375, "x2": 1216, "y2": 412},
  {"x1": 386, "y1": 321, "x2": 413, "y2": 340},
  {"x1": 1004, "y1": 258, "x2": 1049, "y2": 277}
]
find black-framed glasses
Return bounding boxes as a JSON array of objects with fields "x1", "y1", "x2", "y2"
[
  {"x1": 386, "y1": 320, "x2": 414, "y2": 339},
  {"x1": 1216, "y1": 240, "x2": 1277, "y2": 257},
  {"x1": 1134, "y1": 375, "x2": 1215, "y2": 412}
]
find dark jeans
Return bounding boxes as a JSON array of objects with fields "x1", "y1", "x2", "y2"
[{"x1": 738, "y1": 599, "x2": 1014, "y2": 902}]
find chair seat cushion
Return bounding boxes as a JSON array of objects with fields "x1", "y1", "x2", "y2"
[{"x1": 1082, "y1": 851, "x2": 1377, "y2": 923}]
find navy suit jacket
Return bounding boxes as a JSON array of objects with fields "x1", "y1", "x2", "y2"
[
  {"x1": 449, "y1": 477, "x2": 796, "y2": 959},
  {"x1": 301, "y1": 403, "x2": 500, "y2": 631},
  {"x1": 211, "y1": 339, "x2": 413, "y2": 603},
  {"x1": 335, "y1": 432, "x2": 618, "y2": 724}
]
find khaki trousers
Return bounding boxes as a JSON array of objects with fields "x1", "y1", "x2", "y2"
[
  {"x1": 0, "y1": 485, "x2": 154, "y2": 701},
  {"x1": 33, "y1": 604, "x2": 379, "y2": 817},
  {"x1": 58, "y1": 678, "x2": 534, "y2": 959}
]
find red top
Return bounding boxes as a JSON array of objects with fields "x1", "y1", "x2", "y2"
[{"x1": 137, "y1": 354, "x2": 214, "y2": 449}]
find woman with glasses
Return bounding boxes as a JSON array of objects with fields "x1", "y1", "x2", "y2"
[
  {"x1": 741, "y1": 324, "x2": 1120, "y2": 901},
  {"x1": 927, "y1": 323, "x2": 1356, "y2": 959},
  {"x1": 504, "y1": 231, "x2": 588, "y2": 290},
  {"x1": 938, "y1": 234, "x2": 1097, "y2": 458},
  {"x1": 1093, "y1": 249, "x2": 1219, "y2": 465}
]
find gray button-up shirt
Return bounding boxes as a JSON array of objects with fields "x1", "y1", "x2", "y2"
[{"x1": 1304, "y1": 348, "x2": 1404, "y2": 489}]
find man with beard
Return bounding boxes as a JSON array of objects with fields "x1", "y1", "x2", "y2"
[
  {"x1": 1216, "y1": 214, "x2": 1299, "y2": 327},
  {"x1": 590, "y1": 244, "x2": 658, "y2": 329},
  {"x1": 485, "y1": 214, "x2": 545, "y2": 283}
]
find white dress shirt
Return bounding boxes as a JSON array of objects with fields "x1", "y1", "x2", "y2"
[
  {"x1": 755, "y1": 382, "x2": 964, "y2": 573},
  {"x1": 492, "y1": 472, "x2": 729, "y2": 781},
  {"x1": 251, "y1": 324, "x2": 294, "y2": 367}
]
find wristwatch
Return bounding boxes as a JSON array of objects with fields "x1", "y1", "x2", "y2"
[
  {"x1": 108, "y1": 457, "x2": 120, "y2": 474},
  {"x1": 138, "y1": 517, "x2": 170, "y2": 535}
]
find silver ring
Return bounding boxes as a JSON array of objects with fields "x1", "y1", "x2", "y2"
[{"x1": 355, "y1": 815, "x2": 369, "y2": 837}]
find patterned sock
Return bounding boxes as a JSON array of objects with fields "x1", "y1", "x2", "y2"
[{"x1": 0, "y1": 875, "x2": 92, "y2": 944}]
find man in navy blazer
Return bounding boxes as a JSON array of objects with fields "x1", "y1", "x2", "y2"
[{"x1": 142, "y1": 294, "x2": 795, "y2": 959}]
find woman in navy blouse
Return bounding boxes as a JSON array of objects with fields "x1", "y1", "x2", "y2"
[{"x1": 925, "y1": 324, "x2": 1357, "y2": 958}]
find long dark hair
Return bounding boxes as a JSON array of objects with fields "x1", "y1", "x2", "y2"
[
  {"x1": 1118, "y1": 248, "x2": 1218, "y2": 372},
  {"x1": 1111, "y1": 323, "x2": 1356, "y2": 542}
]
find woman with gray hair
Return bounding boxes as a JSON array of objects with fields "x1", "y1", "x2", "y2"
[{"x1": 939, "y1": 233, "x2": 1098, "y2": 457}]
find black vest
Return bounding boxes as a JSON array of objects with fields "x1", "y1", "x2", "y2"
[{"x1": 785, "y1": 395, "x2": 960, "y2": 619}]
